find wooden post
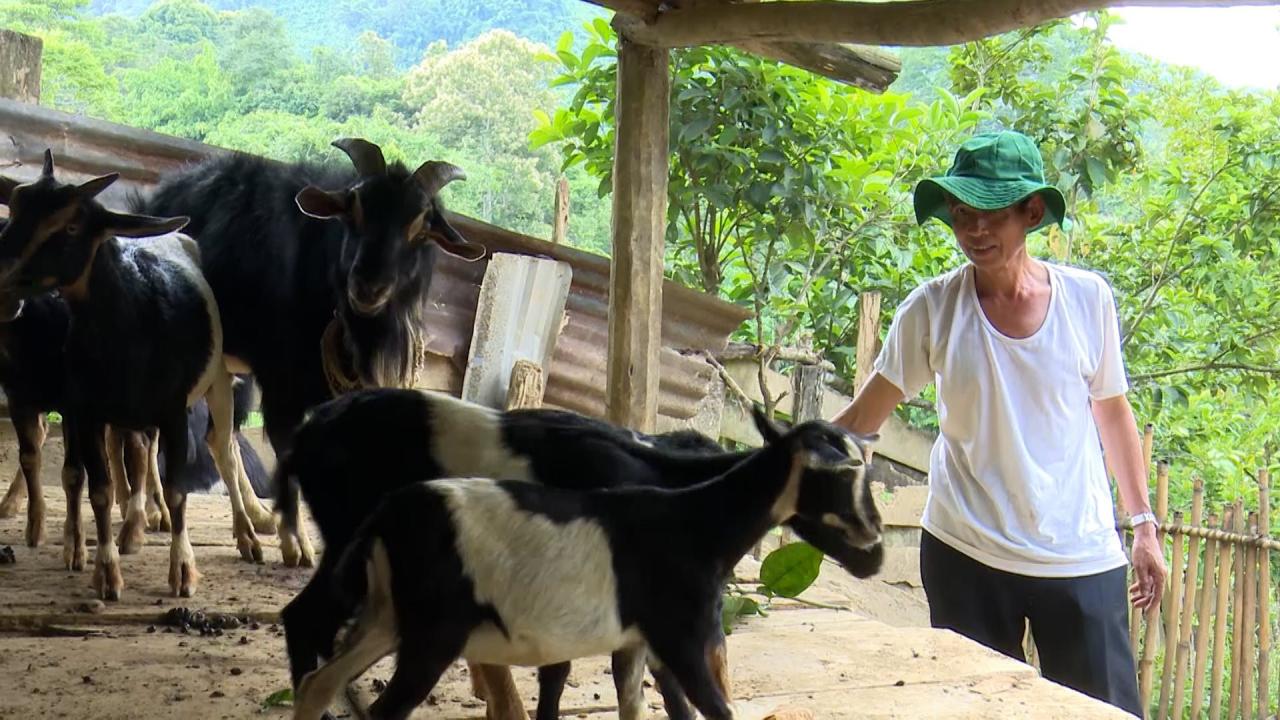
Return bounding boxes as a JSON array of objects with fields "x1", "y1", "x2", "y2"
[
  {"x1": 0, "y1": 29, "x2": 41, "y2": 103},
  {"x1": 1240, "y1": 512, "x2": 1259, "y2": 720},
  {"x1": 780, "y1": 353, "x2": 824, "y2": 547},
  {"x1": 468, "y1": 361, "x2": 549, "y2": 720},
  {"x1": 1258, "y1": 468, "x2": 1271, "y2": 720},
  {"x1": 1170, "y1": 479, "x2": 1203, "y2": 717},
  {"x1": 552, "y1": 175, "x2": 570, "y2": 245},
  {"x1": 1210, "y1": 507, "x2": 1236, "y2": 720},
  {"x1": 506, "y1": 360, "x2": 545, "y2": 410},
  {"x1": 1157, "y1": 510, "x2": 1184, "y2": 720},
  {"x1": 1139, "y1": 459, "x2": 1170, "y2": 706},
  {"x1": 606, "y1": 33, "x2": 669, "y2": 434},
  {"x1": 1189, "y1": 511, "x2": 1219, "y2": 717},
  {"x1": 1131, "y1": 423, "x2": 1157, "y2": 656},
  {"x1": 1229, "y1": 503, "x2": 1246, "y2": 720},
  {"x1": 852, "y1": 291, "x2": 882, "y2": 395}
]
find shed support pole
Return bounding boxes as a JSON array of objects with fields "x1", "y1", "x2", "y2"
[{"x1": 606, "y1": 34, "x2": 669, "y2": 433}]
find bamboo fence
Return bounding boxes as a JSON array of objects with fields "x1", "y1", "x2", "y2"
[{"x1": 1123, "y1": 450, "x2": 1276, "y2": 720}]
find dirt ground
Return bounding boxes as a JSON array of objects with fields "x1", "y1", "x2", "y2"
[{"x1": 0, "y1": 433, "x2": 1128, "y2": 719}]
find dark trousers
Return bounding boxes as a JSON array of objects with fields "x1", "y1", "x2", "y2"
[{"x1": 920, "y1": 530, "x2": 1144, "y2": 718}]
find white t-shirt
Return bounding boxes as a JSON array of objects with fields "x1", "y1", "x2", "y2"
[{"x1": 873, "y1": 260, "x2": 1130, "y2": 577}]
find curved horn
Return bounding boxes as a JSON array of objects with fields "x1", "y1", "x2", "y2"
[
  {"x1": 413, "y1": 160, "x2": 466, "y2": 197},
  {"x1": 331, "y1": 138, "x2": 387, "y2": 177},
  {"x1": 42, "y1": 149, "x2": 54, "y2": 177}
]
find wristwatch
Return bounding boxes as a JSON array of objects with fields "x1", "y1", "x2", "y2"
[{"x1": 1130, "y1": 511, "x2": 1159, "y2": 530}]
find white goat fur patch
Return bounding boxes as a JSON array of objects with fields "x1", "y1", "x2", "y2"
[
  {"x1": 121, "y1": 233, "x2": 223, "y2": 407},
  {"x1": 432, "y1": 478, "x2": 640, "y2": 667},
  {"x1": 422, "y1": 391, "x2": 533, "y2": 481}
]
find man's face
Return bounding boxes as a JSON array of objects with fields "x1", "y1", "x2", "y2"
[{"x1": 946, "y1": 194, "x2": 1045, "y2": 269}]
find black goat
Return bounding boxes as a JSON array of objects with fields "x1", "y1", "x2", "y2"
[
  {"x1": 290, "y1": 410, "x2": 882, "y2": 720},
  {"x1": 0, "y1": 284, "x2": 273, "y2": 553},
  {"x1": 0, "y1": 152, "x2": 269, "y2": 599},
  {"x1": 274, "y1": 388, "x2": 884, "y2": 720},
  {"x1": 133, "y1": 138, "x2": 486, "y2": 568}
]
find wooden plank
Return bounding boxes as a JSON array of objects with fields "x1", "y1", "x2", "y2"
[
  {"x1": 613, "y1": 0, "x2": 1279, "y2": 49},
  {"x1": 461, "y1": 252, "x2": 572, "y2": 410},
  {"x1": 552, "y1": 175, "x2": 570, "y2": 245},
  {"x1": 0, "y1": 29, "x2": 41, "y2": 104},
  {"x1": 606, "y1": 34, "x2": 669, "y2": 434}
]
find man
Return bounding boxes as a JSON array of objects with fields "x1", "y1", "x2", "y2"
[{"x1": 832, "y1": 130, "x2": 1166, "y2": 717}]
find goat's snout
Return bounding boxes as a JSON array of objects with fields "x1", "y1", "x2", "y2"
[{"x1": 347, "y1": 281, "x2": 393, "y2": 316}]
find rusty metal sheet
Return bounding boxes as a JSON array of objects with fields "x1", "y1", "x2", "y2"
[{"x1": 0, "y1": 98, "x2": 751, "y2": 421}]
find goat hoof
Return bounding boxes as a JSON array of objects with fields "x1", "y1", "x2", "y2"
[
  {"x1": 64, "y1": 543, "x2": 86, "y2": 572},
  {"x1": 93, "y1": 560, "x2": 124, "y2": 602},
  {"x1": 0, "y1": 496, "x2": 20, "y2": 519},
  {"x1": 118, "y1": 524, "x2": 146, "y2": 555},
  {"x1": 169, "y1": 559, "x2": 201, "y2": 598},
  {"x1": 25, "y1": 516, "x2": 45, "y2": 548}
]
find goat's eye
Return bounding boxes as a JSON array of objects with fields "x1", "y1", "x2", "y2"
[{"x1": 64, "y1": 223, "x2": 81, "y2": 236}]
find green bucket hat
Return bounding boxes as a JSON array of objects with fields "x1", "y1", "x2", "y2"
[{"x1": 913, "y1": 130, "x2": 1067, "y2": 234}]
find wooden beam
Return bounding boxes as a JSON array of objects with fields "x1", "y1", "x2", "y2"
[
  {"x1": 615, "y1": 0, "x2": 1280, "y2": 48},
  {"x1": 0, "y1": 29, "x2": 41, "y2": 103},
  {"x1": 736, "y1": 39, "x2": 899, "y2": 90},
  {"x1": 606, "y1": 34, "x2": 670, "y2": 433}
]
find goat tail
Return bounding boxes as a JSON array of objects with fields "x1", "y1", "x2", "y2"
[{"x1": 271, "y1": 449, "x2": 301, "y2": 537}]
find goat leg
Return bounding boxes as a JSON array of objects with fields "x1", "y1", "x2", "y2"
[{"x1": 0, "y1": 466, "x2": 24, "y2": 519}]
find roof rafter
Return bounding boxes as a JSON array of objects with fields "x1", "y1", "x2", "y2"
[
  {"x1": 597, "y1": 0, "x2": 1280, "y2": 48},
  {"x1": 586, "y1": 0, "x2": 901, "y2": 89}
]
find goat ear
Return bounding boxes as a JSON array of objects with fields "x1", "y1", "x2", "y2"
[
  {"x1": 295, "y1": 186, "x2": 348, "y2": 219},
  {"x1": 426, "y1": 211, "x2": 486, "y2": 262},
  {"x1": 105, "y1": 211, "x2": 189, "y2": 238},
  {"x1": 77, "y1": 173, "x2": 120, "y2": 199},
  {"x1": 0, "y1": 176, "x2": 17, "y2": 204},
  {"x1": 751, "y1": 404, "x2": 784, "y2": 443}
]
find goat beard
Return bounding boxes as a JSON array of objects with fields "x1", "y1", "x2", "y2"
[{"x1": 343, "y1": 304, "x2": 425, "y2": 390}]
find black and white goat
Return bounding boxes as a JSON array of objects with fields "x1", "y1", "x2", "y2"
[
  {"x1": 0, "y1": 152, "x2": 268, "y2": 599},
  {"x1": 291, "y1": 410, "x2": 882, "y2": 720},
  {"x1": 134, "y1": 139, "x2": 487, "y2": 568},
  {"x1": 274, "y1": 387, "x2": 885, "y2": 720}
]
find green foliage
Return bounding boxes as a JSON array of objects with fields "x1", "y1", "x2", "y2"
[
  {"x1": 260, "y1": 687, "x2": 293, "y2": 709},
  {"x1": 720, "y1": 593, "x2": 763, "y2": 636},
  {"x1": 759, "y1": 541, "x2": 825, "y2": 598},
  {"x1": 539, "y1": 13, "x2": 1280, "y2": 520},
  {"x1": 5, "y1": 0, "x2": 612, "y2": 246},
  {"x1": 535, "y1": 20, "x2": 981, "y2": 402}
]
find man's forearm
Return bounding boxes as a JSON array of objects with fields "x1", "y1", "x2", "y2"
[{"x1": 1094, "y1": 395, "x2": 1154, "y2": 518}]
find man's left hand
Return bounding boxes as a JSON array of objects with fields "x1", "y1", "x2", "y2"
[{"x1": 1128, "y1": 525, "x2": 1167, "y2": 611}]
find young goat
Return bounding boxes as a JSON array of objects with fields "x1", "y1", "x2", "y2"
[
  {"x1": 274, "y1": 387, "x2": 885, "y2": 720},
  {"x1": 0, "y1": 152, "x2": 269, "y2": 599},
  {"x1": 291, "y1": 410, "x2": 882, "y2": 720},
  {"x1": 0, "y1": 281, "x2": 273, "y2": 555}
]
